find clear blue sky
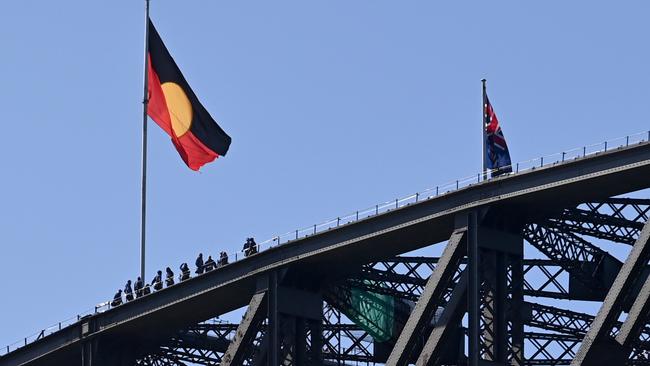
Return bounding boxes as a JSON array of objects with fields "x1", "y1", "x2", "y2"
[{"x1": 1, "y1": 1, "x2": 649, "y2": 347}]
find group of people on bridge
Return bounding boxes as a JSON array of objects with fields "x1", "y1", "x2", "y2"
[{"x1": 110, "y1": 238, "x2": 258, "y2": 307}]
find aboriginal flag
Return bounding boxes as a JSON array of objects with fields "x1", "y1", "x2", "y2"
[
  {"x1": 147, "y1": 19, "x2": 231, "y2": 170},
  {"x1": 484, "y1": 93, "x2": 512, "y2": 175}
]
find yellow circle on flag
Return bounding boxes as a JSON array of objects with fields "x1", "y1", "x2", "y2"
[{"x1": 161, "y1": 82, "x2": 193, "y2": 137}]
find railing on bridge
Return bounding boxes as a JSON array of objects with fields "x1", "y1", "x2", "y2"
[
  {"x1": 254, "y1": 131, "x2": 650, "y2": 250},
  {"x1": 1, "y1": 311, "x2": 93, "y2": 357},
  {"x1": 2, "y1": 130, "x2": 649, "y2": 358}
]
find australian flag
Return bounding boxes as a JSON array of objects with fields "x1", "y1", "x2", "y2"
[{"x1": 484, "y1": 94, "x2": 512, "y2": 176}]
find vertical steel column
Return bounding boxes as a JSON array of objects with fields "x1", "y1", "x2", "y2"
[
  {"x1": 296, "y1": 318, "x2": 307, "y2": 365},
  {"x1": 268, "y1": 271, "x2": 279, "y2": 366},
  {"x1": 309, "y1": 319, "x2": 323, "y2": 364},
  {"x1": 336, "y1": 309, "x2": 341, "y2": 365},
  {"x1": 80, "y1": 318, "x2": 97, "y2": 366},
  {"x1": 495, "y1": 252, "x2": 507, "y2": 362},
  {"x1": 468, "y1": 211, "x2": 480, "y2": 366},
  {"x1": 482, "y1": 251, "x2": 496, "y2": 360},
  {"x1": 279, "y1": 316, "x2": 296, "y2": 364},
  {"x1": 482, "y1": 251, "x2": 508, "y2": 362},
  {"x1": 81, "y1": 341, "x2": 92, "y2": 366},
  {"x1": 510, "y1": 253, "x2": 525, "y2": 366}
]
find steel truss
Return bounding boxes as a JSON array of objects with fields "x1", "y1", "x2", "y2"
[
  {"x1": 350, "y1": 257, "x2": 605, "y2": 301},
  {"x1": 135, "y1": 196, "x2": 650, "y2": 366},
  {"x1": 546, "y1": 199, "x2": 650, "y2": 245}
]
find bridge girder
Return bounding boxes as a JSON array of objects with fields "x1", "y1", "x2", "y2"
[
  {"x1": 132, "y1": 193, "x2": 650, "y2": 366},
  {"x1": 5, "y1": 140, "x2": 650, "y2": 366}
]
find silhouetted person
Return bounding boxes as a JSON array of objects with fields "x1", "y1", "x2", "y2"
[
  {"x1": 249, "y1": 238, "x2": 258, "y2": 255},
  {"x1": 243, "y1": 238, "x2": 250, "y2": 256},
  {"x1": 195, "y1": 253, "x2": 204, "y2": 275},
  {"x1": 218, "y1": 251, "x2": 229, "y2": 267},
  {"x1": 204, "y1": 255, "x2": 216, "y2": 271},
  {"x1": 152, "y1": 270, "x2": 163, "y2": 291},
  {"x1": 244, "y1": 237, "x2": 258, "y2": 257},
  {"x1": 124, "y1": 280, "x2": 134, "y2": 302},
  {"x1": 134, "y1": 276, "x2": 144, "y2": 298},
  {"x1": 180, "y1": 263, "x2": 190, "y2": 281},
  {"x1": 165, "y1": 267, "x2": 175, "y2": 287},
  {"x1": 143, "y1": 283, "x2": 151, "y2": 296},
  {"x1": 111, "y1": 289, "x2": 122, "y2": 307}
]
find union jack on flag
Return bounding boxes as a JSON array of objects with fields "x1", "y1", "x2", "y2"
[{"x1": 484, "y1": 94, "x2": 512, "y2": 175}]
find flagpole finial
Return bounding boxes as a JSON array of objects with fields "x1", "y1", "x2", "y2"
[{"x1": 481, "y1": 78, "x2": 487, "y2": 85}]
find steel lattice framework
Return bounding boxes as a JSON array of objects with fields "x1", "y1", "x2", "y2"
[{"x1": 128, "y1": 197, "x2": 650, "y2": 366}]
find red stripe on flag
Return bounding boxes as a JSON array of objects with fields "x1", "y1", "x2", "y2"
[
  {"x1": 146, "y1": 55, "x2": 174, "y2": 138},
  {"x1": 173, "y1": 132, "x2": 219, "y2": 171}
]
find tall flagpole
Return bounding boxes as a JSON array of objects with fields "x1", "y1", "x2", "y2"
[
  {"x1": 140, "y1": 0, "x2": 151, "y2": 283},
  {"x1": 481, "y1": 79, "x2": 487, "y2": 180}
]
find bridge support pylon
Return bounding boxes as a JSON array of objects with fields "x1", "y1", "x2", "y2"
[{"x1": 468, "y1": 209, "x2": 524, "y2": 366}]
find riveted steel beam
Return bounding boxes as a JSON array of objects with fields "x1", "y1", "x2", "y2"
[
  {"x1": 221, "y1": 292, "x2": 267, "y2": 366},
  {"x1": 385, "y1": 229, "x2": 467, "y2": 366},
  {"x1": 415, "y1": 271, "x2": 467, "y2": 366},
  {"x1": 572, "y1": 220, "x2": 650, "y2": 366}
]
